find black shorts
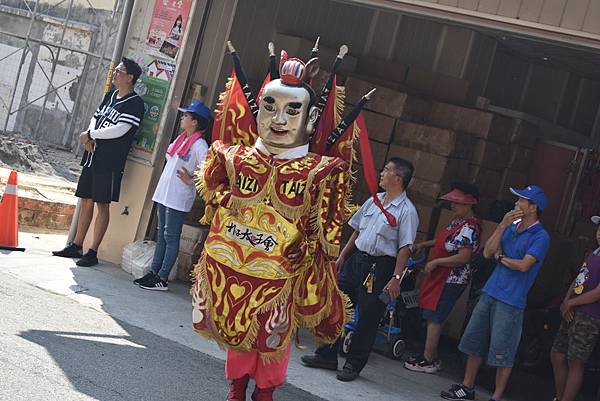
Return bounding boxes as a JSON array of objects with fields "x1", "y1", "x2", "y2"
[{"x1": 75, "y1": 166, "x2": 123, "y2": 203}]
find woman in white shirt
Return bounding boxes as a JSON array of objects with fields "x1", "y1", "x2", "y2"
[{"x1": 136, "y1": 100, "x2": 211, "y2": 291}]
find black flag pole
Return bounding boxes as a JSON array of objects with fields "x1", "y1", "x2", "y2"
[
  {"x1": 326, "y1": 88, "x2": 376, "y2": 150},
  {"x1": 227, "y1": 41, "x2": 259, "y2": 120},
  {"x1": 314, "y1": 44, "x2": 348, "y2": 129},
  {"x1": 309, "y1": 36, "x2": 320, "y2": 59},
  {"x1": 268, "y1": 42, "x2": 279, "y2": 80}
]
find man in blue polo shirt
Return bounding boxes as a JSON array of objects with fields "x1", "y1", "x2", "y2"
[{"x1": 441, "y1": 185, "x2": 550, "y2": 401}]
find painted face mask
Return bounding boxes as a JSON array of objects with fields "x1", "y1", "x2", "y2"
[
  {"x1": 256, "y1": 80, "x2": 315, "y2": 150},
  {"x1": 254, "y1": 54, "x2": 320, "y2": 152}
]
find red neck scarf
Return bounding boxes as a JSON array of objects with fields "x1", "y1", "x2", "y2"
[{"x1": 167, "y1": 131, "x2": 202, "y2": 158}]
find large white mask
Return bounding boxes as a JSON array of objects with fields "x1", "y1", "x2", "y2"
[{"x1": 256, "y1": 80, "x2": 318, "y2": 152}]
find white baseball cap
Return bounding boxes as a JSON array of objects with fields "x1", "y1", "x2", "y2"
[{"x1": 592, "y1": 215, "x2": 600, "y2": 225}]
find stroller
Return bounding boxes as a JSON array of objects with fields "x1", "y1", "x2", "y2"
[{"x1": 339, "y1": 254, "x2": 426, "y2": 359}]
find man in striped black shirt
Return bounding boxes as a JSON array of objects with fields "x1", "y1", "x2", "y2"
[{"x1": 53, "y1": 57, "x2": 144, "y2": 267}]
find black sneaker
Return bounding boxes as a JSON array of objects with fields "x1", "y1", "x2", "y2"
[
  {"x1": 336, "y1": 363, "x2": 359, "y2": 382},
  {"x1": 52, "y1": 243, "x2": 83, "y2": 258},
  {"x1": 133, "y1": 272, "x2": 157, "y2": 286},
  {"x1": 405, "y1": 354, "x2": 424, "y2": 364},
  {"x1": 441, "y1": 384, "x2": 475, "y2": 400},
  {"x1": 300, "y1": 354, "x2": 338, "y2": 371},
  {"x1": 404, "y1": 356, "x2": 441, "y2": 373},
  {"x1": 76, "y1": 250, "x2": 98, "y2": 267},
  {"x1": 140, "y1": 276, "x2": 168, "y2": 291}
]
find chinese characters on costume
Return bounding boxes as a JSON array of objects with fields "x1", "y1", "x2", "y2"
[{"x1": 191, "y1": 39, "x2": 380, "y2": 401}]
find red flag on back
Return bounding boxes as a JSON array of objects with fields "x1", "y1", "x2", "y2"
[
  {"x1": 353, "y1": 113, "x2": 397, "y2": 227},
  {"x1": 212, "y1": 69, "x2": 259, "y2": 146},
  {"x1": 257, "y1": 72, "x2": 271, "y2": 101},
  {"x1": 310, "y1": 76, "x2": 341, "y2": 156}
]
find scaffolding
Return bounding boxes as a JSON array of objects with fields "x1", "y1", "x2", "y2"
[{"x1": 0, "y1": 0, "x2": 122, "y2": 149}]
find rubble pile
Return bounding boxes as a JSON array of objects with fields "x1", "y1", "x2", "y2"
[{"x1": 0, "y1": 135, "x2": 81, "y2": 182}]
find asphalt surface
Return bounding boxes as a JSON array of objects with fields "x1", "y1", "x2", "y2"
[
  {"x1": 0, "y1": 278, "x2": 324, "y2": 401},
  {"x1": 2, "y1": 230, "x2": 597, "y2": 401}
]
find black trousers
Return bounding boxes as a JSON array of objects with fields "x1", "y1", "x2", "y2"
[{"x1": 315, "y1": 250, "x2": 395, "y2": 372}]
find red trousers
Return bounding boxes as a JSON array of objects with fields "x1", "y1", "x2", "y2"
[{"x1": 225, "y1": 344, "x2": 291, "y2": 388}]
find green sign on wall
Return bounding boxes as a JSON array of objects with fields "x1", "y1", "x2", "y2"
[{"x1": 128, "y1": 51, "x2": 176, "y2": 155}]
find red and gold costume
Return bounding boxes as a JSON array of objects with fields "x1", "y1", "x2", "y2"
[
  {"x1": 190, "y1": 40, "x2": 378, "y2": 400},
  {"x1": 192, "y1": 140, "x2": 350, "y2": 360}
]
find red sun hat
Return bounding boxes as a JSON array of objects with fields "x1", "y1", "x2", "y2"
[{"x1": 439, "y1": 188, "x2": 478, "y2": 205}]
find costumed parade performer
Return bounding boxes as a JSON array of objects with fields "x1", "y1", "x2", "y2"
[{"x1": 191, "y1": 39, "x2": 383, "y2": 401}]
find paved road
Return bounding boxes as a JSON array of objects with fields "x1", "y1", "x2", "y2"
[
  {"x1": 3, "y1": 231, "x2": 597, "y2": 401},
  {"x1": 0, "y1": 278, "x2": 324, "y2": 401}
]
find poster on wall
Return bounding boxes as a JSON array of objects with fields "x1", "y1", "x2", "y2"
[
  {"x1": 128, "y1": 51, "x2": 176, "y2": 155},
  {"x1": 145, "y1": 0, "x2": 193, "y2": 60}
]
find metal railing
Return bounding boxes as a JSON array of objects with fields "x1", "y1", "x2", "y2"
[{"x1": 0, "y1": 0, "x2": 122, "y2": 149}]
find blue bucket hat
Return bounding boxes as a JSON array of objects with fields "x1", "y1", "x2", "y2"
[
  {"x1": 178, "y1": 99, "x2": 212, "y2": 122},
  {"x1": 509, "y1": 185, "x2": 548, "y2": 212}
]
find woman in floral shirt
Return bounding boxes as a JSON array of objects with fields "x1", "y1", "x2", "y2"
[{"x1": 405, "y1": 182, "x2": 481, "y2": 374}]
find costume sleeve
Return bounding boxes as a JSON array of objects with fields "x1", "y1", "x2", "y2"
[
  {"x1": 294, "y1": 161, "x2": 352, "y2": 344},
  {"x1": 317, "y1": 163, "x2": 351, "y2": 257},
  {"x1": 195, "y1": 141, "x2": 230, "y2": 225}
]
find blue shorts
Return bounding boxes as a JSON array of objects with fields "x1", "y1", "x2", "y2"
[
  {"x1": 422, "y1": 283, "x2": 466, "y2": 323},
  {"x1": 458, "y1": 293, "x2": 524, "y2": 367}
]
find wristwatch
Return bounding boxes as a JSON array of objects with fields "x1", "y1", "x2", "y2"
[
  {"x1": 495, "y1": 254, "x2": 504, "y2": 264},
  {"x1": 393, "y1": 273, "x2": 401, "y2": 280}
]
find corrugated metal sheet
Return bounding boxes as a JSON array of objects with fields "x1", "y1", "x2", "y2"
[
  {"x1": 346, "y1": 0, "x2": 600, "y2": 46},
  {"x1": 403, "y1": 0, "x2": 600, "y2": 34}
]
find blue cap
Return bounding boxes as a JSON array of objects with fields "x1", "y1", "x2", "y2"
[
  {"x1": 509, "y1": 185, "x2": 548, "y2": 212},
  {"x1": 178, "y1": 100, "x2": 211, "y2": 121}
]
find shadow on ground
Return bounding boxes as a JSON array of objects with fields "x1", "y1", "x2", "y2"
[{"x1": 20, "y1": 320, "x2": 324, "y2": 401}]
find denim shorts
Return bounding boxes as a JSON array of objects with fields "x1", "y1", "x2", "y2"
[
  {"x1": 458, "y1": 293, "x2": 524, "y2": 367},
  {"x1": 422, "y1": 283, "x2": 467, "y2": 323}
]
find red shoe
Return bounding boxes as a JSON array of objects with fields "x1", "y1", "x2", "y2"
[
  {"x1": 227, "y1": 375, "x2": 250, "y2": 401},
  {"x1": 251, "y1": 386, "x2": 275, "y2": 401}
]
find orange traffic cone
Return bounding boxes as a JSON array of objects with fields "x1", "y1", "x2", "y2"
[{"x1": 0, "y1": 170, "x2": 23, "y2": 251}]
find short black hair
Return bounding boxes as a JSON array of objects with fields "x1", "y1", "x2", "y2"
[
  {"x1": 187, "y1": 112, "x2": 210, "y2": 131},
  {"x1": 186, "y1": 112, "x2": 212, "y2": 142},
  {"x1": 388, "y1": 157, "x2": 414, "y2": 188},
  {"x1": 121, "y1": 57, "x2": 142, "y2": 84},
  {"x1": 451, "y1": 182, "x2": 480, "y2": 201},
  {"x1": 527, "y1": 199, "x2": 543, "y2": 217}
]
